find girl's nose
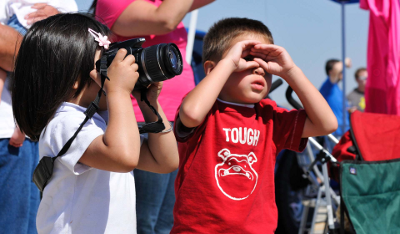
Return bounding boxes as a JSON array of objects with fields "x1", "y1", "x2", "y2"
[{"x1": 253, "y1": 67, "x2": 265, "y2": 76}]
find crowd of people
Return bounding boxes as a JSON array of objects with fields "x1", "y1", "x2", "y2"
[{"x1": 0, "y1": 1, "x2": 369, "y2": 234}]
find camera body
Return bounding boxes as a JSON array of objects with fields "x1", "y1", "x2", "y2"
[{"x1": 97, "y1": 38, "x2": 183, "y2": 90}]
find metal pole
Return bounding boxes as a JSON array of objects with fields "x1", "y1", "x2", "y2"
[
  {"x1": 186, "y1": 10, "x2": 198, "y2": 65},
  {"x1": 341, "y1": 1, "x2": 347, "y2": 135}
]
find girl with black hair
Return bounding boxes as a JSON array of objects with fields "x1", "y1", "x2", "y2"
[{"x1": 12, "y1": 13, "x2": 178, "y2": 233}]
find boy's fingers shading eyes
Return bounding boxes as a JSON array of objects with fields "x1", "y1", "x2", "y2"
[
  {"x1": 239, "y1": 40, "x2": 262, "y2": 51},
  {"x1": 253, "y1": 58, "x2": 267, "y2": 67},
  {"x1": 246, "y1": 61, "x2": 260, "y2": 68},
  {"x1": 250, "y1": 51, "x2": 268, "y2": 60},
  {"x1": 241, "y1": 49, "x2": 252, "y2": 58},
  {"x1": 238, "y1": 60, "x2": 259, "y2": 72}
]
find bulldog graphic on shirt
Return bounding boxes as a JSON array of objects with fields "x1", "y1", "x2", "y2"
[{"x1": 215, "y1": 148, "x2": 258, "y2": 200}]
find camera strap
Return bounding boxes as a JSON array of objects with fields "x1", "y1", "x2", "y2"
[
  {"x1": 55, "y1": 54, "x2": 165, "y2": 157},
  {"x1": 53, "y1": 56, "x2": 110, "y2": 161},
  {"x1": 32, "y1": 56, "x2": 109, "y2": 192},
  {"x1": 138, "y1": 89, "x2": 165, "y2": 134}
]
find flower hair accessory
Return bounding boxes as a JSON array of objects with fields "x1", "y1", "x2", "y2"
[{"x1": 88, "y1": 28, "x2": 111, "y2": 50}]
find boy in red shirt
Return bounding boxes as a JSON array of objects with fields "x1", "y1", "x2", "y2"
[{"x1": 172, "y1": 18, "x2": 337, "y2": 233}]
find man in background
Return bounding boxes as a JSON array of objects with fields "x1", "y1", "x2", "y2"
[
  {"x1": 319, "y1": 58, "x2": 351, "y2": 138},
  {"x1": 347, "y1": 67, "x2": 367, "y2": 112}
]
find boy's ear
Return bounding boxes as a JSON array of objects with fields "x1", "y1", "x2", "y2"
[{"x1": 204, "y1": 60, "x2": 216, "y2": 75}]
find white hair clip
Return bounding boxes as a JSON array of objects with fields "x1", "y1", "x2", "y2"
[{"x1": 88, "y1": 28, "x2": 111, "y2": 50}]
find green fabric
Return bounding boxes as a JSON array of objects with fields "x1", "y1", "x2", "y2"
[{"x1": 341, "y1": 160, "x2": 400, "y2": 234}]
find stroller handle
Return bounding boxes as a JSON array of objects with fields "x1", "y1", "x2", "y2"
[
  {"x1": 269, "y1": 78, "x2": 283, "y2": 94},
  {"x1": 285, "y1": 86, "x2": 303, "y2": 110}
]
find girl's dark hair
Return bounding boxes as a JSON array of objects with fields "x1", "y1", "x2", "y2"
[{"x1": 12, "y1": 13, "x2": 110, "y2": 140}]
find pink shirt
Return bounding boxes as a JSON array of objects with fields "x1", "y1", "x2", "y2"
[
  {"x1": 96, "y1": 0, "x2": 195, "y2": 121},
  {"x1": 360, "y1": 0, "x2": 400, "y2": 115}
]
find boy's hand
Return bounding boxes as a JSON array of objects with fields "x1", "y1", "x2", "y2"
[
  {"x1": 104, "y1": 49, "x2": 139, "y2": 94},
  {"x1": 250, "y1": 44, "x2": 296, "y2": 79},
  {"x1": 223, "y1": 40, "x2": 261, "y2": 72}
]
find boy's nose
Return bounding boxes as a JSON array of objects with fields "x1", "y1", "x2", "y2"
[{"x1": 253, "y1": 67, "x2": 265, "y2": 76}]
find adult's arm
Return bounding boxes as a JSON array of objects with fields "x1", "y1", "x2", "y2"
[
  {"x1": 112, "y1": 0, "x2": 214, "y2": 37},
  {"x1": 0, "y1": 24, "x2": 22, "y2": 72}
]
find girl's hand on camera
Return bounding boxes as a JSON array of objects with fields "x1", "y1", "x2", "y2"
[{"x1": 105, "y1": 49, "x2": 139, "y2": 95}]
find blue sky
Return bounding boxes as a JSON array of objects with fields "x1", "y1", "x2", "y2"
[{"x1": 76, "y1": 0, "x2": 369, "y2": 105}]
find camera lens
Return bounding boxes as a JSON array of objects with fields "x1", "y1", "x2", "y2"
[
  {"x1": 164, "y1": 44, "x2": 182, "y2": 75},
  {"x1": 97, "y1": 38, "x2": 184, "y2": 90},
  {"x1": 169, "y1": 51, "x2": 177, "y2": 70},
  {"x1": 138, "y1": 43, "x2": 183, "y2": 88}
]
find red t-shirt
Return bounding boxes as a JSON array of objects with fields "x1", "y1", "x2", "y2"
[
  {"x1": 173, "y1": 99, "x2": 308, "y2": 233},
  {"x1": 96, "y1": 0, "x2": 195, "y2": 122}
]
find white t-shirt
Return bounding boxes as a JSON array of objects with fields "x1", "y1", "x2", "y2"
[
  {"x1": 0, "y1": 0, "x2": 7, "y2": 24},
  {"x1": 6, "y1": 0, "x2": 78, "y2": 29},
  {"x1": 0, "y1": 78, "x2": 16, "y2": 138},
  {"x1": 37, "y1": 102, "x2": 142, "y2": 234}
]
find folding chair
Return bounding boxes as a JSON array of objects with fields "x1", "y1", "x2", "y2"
[
  {"x1": 331, "y1": 111, "x2": 400, "y2": 234},
  {"x1": 340, "y1": 159, "x2": 400, "y2": 234}
]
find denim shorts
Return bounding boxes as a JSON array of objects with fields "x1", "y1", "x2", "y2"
[{"x1": 7, "y1": 14, "x2": 27, "y2": 35}]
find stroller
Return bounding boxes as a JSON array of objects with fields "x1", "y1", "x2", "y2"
[{"x1": 331, "y1": 110, "x2": 400, "y2": 234}]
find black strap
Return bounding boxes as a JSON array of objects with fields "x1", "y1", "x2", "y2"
[
  {"x1": 52, "y1": 56, "x2": 109, "y2": 162},
  {"x1": 138, "y1": 89, "x2": 165, "y2": 134}
]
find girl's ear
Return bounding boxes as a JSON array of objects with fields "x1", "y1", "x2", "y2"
[
  {"x1": 204, "y1": 60, "x2": 216, "y2": 75},
  {"x1": 89, "y1": 68, "x2": 101, "y2": 86},
  {"x1": 73, "y1": 77, "x2": 80, "y2": 90},
  {"x1": 89, "y1": 68, "x2": 98, "y2": 81}
]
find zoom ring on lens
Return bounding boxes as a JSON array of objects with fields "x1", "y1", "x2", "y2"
[{"x1": 142, "y1": 44, "x2": 169, "y2": 82}]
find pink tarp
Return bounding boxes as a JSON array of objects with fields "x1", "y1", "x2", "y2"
[{"x1": 360, "y1": 0, "x2": 400, "y2": 115}]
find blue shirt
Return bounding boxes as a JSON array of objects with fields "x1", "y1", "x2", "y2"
[{"x1": 319, "y1": 77, "x2": 349, "y2": 137}]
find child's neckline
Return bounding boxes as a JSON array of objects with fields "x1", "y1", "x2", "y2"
[{"x1": 217, "y1": 98, "x2": 255, "y2": 108}]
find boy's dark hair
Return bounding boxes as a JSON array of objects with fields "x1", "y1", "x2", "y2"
[
  {"x1": 12, "y1": 13, "x2": 111, "y2": 140},
  {"x1": 202, "y1": 17, "x2": 274, "y2": 63},
  {"x1": 354, "y1": 67, "x2": 367, "y2": 81},
  {"x1": 325, "y1": 59, "x2": 340, "y2": 76}
]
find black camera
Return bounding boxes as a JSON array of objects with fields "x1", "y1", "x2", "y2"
[{"x1": 96, "y1": 38, "x2": 183, "y2": 90}]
